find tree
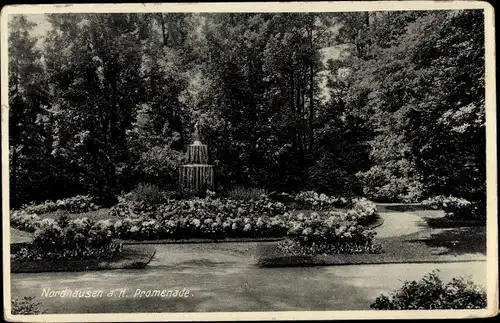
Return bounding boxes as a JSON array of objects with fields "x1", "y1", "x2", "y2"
[
  {"x1": 8, "y1": 15, "x2": 52, "y2": 206},
  {"x1": 345, "y1": 10, "x2": 485, "y2": 203},
  {"x1": 43, "y1": 13, "x2": 149, "y2": 203}
]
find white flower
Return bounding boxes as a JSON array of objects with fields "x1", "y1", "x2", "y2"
[{"x1": 302, "y1": 227, "x2": 313, "y2": 236}]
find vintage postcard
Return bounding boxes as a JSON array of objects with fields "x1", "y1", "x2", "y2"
[{"x1": 1, "y1": 1, "x2": 497, "y2": 321}]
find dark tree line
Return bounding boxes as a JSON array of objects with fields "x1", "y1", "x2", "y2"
[{"x1": 8, "y1": 10, "x2": 485, "y2": 208}]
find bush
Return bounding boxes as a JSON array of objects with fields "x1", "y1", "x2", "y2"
[
  {"x1": 227, "y1": 187, "x2": 267, "y2": 201},
  {"x1": 128, "y1": 183, "x2": 169, "y2": 205},
  {"x1": 351, "y1": 197, "x2": 378, "y2": 225},
  {"x1": 356, "y1": 165, "x2": 424, "y2": 203},
  {"x1": 20, "y1": 195, "x2": 98, "y2": 215},
  {"x1": 294, "y1": 191, "x2": 350, "y2": 210},
  {"x1": 34, "y1": 217, "x2": 114, "y2": 252},
  {"x1": 55, "y1": 210, "x2": 70, "y2": 228},
  {"x1": 11, "y1": 296, "x2": 42, "y2": 315},
  {"x1": 108, "y1": 196, "x2": 158, "y2": 218},
  {"x1": 11, "y1": 215, "x2": 121, "y2": 261},
  {"x1": 10, "y1": 210, "x2": 42, "y2": 232},
  {"x1": 370, "y1": 270, "x2": 487, "y2": 309},
  {"x1": 422, "y1": 195, "x2": 484, "y2": 220}
]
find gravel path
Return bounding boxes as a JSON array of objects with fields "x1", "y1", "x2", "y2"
[
  {"x1": 11, "y1": 243, "x2": 486, "y2": 313},
  {"x1": 375, "y1": 212, "x2": 427, "y2": 238}
]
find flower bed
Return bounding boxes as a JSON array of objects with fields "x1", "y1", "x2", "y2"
[
  {"x1": 421, "y1": 195, "x2": 484, "y2": 220},
  {"x1": 20, "y1": 195, "x2": 98, "y2": 215},
  {"x1": 278, "y1": 207, "x2": 382, "y2": 256},
  {"x1": 10, "y1": 212, "x2": 121, "y2": 261},
  {"x1": 109, "y1": 195, "x2": 290, "y2": 221},
  {"x1": 12, "y1": 196, "x2": 380, "y2": 249}
]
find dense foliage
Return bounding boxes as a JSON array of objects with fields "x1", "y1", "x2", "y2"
[
  {"x1": 370, "y1": 270, "x2": 487, "y2": 309},
  {"x1": 9, "y1": 11, "x2": 486, "y2": 214}
]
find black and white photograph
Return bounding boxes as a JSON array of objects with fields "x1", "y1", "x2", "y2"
[{"x1": 1, "y1": 1, "x2": 497, "y2": 321}]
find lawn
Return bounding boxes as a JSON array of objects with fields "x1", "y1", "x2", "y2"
[{"x1": 10, "y1": 228, "x2": 33, "y2": 243}]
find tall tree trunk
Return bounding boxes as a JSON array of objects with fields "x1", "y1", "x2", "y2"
[
  {"x1": 108, "y1": 66, "x2": 118, "y2": 193},
  {"x1": 159, "y1": 13, "x2": 168, "y2": 47},
  {"x1": 308, "y1": 65, "x2": 314, "y2": 153},
  {"x1": 290, "y1": 64, "x2": 297, "y2": 150},
  {"x1": 11, "y1": 148, "x2": 18, "y2": 203},
  {"x1": 296, "y1": 70, "x2": 302, "y2": 153},
  {"x1": 301, "y1": 74, "x2": 306, "y2": 153}
]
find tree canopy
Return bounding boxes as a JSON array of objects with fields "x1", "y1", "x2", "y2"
[{"x1": 8, "y1": 10, "x2": 486, "y2": 207}]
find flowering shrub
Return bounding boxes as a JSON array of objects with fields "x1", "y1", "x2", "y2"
[
  {"x1": 108, "y1": 196, "x2": 156, "y2": 218},
  {"x1": 351, "y1": 197, "x2": 378, "y2": 225},
  {"x1": 10, "y1": 210, "x2": 42, "y2": 232},
  {"x1": 281, "y1": 210, "x2": 381, "y2": 255},
  {"x1": 110, "y1": 194, "x2": 290, "y2": 221},
  {"x1": 421, "y1": 195, "x2": 484, "y2": 219},
  {"x1": 11, "y1": 194, "x2": 379, "y2": 251},
  {"x1": 294, "y1": 191, "x2": 350, "y2": 210},
  {"x1": 20, "y1": 195, "x2": 98, "y2": 215},
  {"x1": 11, "y1": 214, "x2": 121, "y2": 261},
  {"x1": 156, "y1": 196, "x2": 290, "y2": 220},
  {"x1": 111, "y1": 212, "x2": 290, "y2": 241},
  {"x1": 370, "y1": 270, "x2": 487, "y2": 309},
  {"x1": 11, "y1": 296, "x2": 42, "y2": 315}
]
